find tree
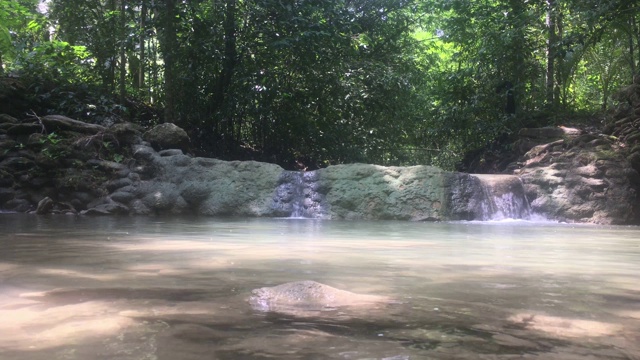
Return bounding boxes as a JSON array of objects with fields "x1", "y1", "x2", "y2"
[
  {"x1": 5, "y1": 0, "x2": 640, "y2": 170},
  {"x1": 159, "y1": 0, "x2": 178, "y2": 124}
]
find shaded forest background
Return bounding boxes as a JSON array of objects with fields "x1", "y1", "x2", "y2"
[{"x1": 0, "y1": 0, "x2": 638, "y2": 170}]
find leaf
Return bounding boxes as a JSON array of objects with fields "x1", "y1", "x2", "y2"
[{"x1": 27, "y1": 19, "x2": 41, "y2": 32}]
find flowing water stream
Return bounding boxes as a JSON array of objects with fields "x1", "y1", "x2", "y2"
[{"x1": 0, "y1": 214, "x2": 639, "y2": 359}]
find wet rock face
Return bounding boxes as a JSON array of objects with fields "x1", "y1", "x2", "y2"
[
  {"x1": 514, "y1": 132, "x2": 640, "y2": 224},
  {"x1": 310, "y1": 164, "x2": 451, "y2": 221},
  {"x1": 607, "y1": 76, "x2": 640, "y2": 177}
]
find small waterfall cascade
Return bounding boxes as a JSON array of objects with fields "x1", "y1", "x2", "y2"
[
  {"x1": 473, "y1": 174, "x2": 532, "y2": 220},
  {"x1": 290, "y1": 171, "x2": 307, "y2": 218},
  {"x1": 272, "y1": 171, "x2": 326, "y2": 218}
]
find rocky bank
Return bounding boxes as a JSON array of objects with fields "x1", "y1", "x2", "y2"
[
  {"x1": 1, "y1": 106, "x2": 639, "y2": 223},
  {"x1": 512, "y1": 126, "x2": 640, "y2": 224},
  {"x1": 0, "y1": 112, "x2": 530, "y2": 221}
]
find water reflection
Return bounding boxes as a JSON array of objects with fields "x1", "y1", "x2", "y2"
[{"x1": 0, "y1": 214, "x2": 638, "y2": 359}]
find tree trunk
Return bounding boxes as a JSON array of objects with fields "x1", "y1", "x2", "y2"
[
  {"x1": 632, "y1": 15, "x2": 639, "y2": 80},
  {"x1": 555, "y1": 8, "x2": 563, "y2": 108},
  {"x1": 211, "y1": 0, "x2": 238, "y2": 152},
  {"x1": 151, "y1": 36, "x2": 158, "y2": 104},
  {"x1": 139, "y1": 1, "x2": 146, "y2": 90},
  {"x1": 545, "y1": 0, "x2": 557, "y2": 108},
  {"x1": 162, "y1": 0, "x2": 178, "y2": 123},
  {"x1": 119, "y1": 0, "x2": 127, "y2": 104},
  {"x1": 222, "y1": 0, "x2": 237, "y2": 140}
]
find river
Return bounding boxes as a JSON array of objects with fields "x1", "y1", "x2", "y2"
[{"x1": 0, "y1": 214, "x2": 638, "y2": 359}]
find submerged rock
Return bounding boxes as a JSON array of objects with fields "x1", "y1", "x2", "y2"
[{"x1": 249, "y1": 280, "x2": 391, "y2": 315}]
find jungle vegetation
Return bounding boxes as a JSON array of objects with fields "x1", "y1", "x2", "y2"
[{"x1": 1, "y1": 0, "x2": 638, "y2": 170}]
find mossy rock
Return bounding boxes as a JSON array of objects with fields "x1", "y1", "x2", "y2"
[
  {"x1": 626, "y1": 131, "x2": 640, "y2": 144},
  {"x1": 627, "y1": 152, "x2": 640, "y2": 173}
]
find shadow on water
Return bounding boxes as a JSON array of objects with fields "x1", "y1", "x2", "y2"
[{"x1": 0, "y1": 214, "x2": 639, "y2": 359}]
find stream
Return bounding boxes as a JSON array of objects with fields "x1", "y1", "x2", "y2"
[{"x1": 0, "y1": 214, "x2": 638, "y2": 359}]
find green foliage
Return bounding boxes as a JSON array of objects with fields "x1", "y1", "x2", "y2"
[
  {"x1": 161, "y1": 0, "x2": 428, "y2": 167},
  {"x1": 2, "y1": 0, "x2": 639, "y2": 170},
  {"x1": 39, "y1": 132, "x2": 71, "y2": 160}
]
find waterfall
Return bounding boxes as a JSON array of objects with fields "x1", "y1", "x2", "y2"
[
  {"x1": 472, "y1": 174, "x2": 532, "y2": 220},
  {"x1": 272, "y1": 171, "x2": 325, "y2": 218},
  {"x1": 272, "y1": 169, "x2": 530, "y2": 221},
  {"x1": 290, "y1": 171, "x2": 306, "y2": 218}
]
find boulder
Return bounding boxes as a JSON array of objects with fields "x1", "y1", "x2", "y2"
[
  {"x1": 35, "y1": 196, "x2": 54, "y2": 215},
  {"x1": 143, "y1": 123, "x2": 190, "y2": 151},
  {"x1": 249, "y1": 280, "x2": 391, "y2": 315},
  {"x1": 109, "y1": 122, "x2": 143, "y2": 145}
]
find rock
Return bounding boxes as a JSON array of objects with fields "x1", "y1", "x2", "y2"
[
  {"x1": 249, "y1": 280, "x2": 391, "y2": 315},
  {"x1": 0, "y1": 114, "x2": 18, "y2": 124},
  {"x1": 80, "y1": 202, "x2": 129, "y2": 216},
  {"x1": 132, "y1": 144, "x2": 159, "y2": 162},
  {"x1": 110, "y1": 191, "x2": 135, "y2": 203},
  {"x1": 7, "y1": 123, "x2": 43, "y2": 136},
  {"x1": 30, "y1": 177, "x2": 52, "y2": 187},
  {"x1": 105, "y1": 178, "x2": 132, "y2": 192},
  {"x1": 115, "y1": 167, "x2": 130, "y2": 178},
  {"x1": 129, "y1": 199, "x2": 151, "y2": 215},
  {"x1": 35, "y1": 197, "x2": 54, "y2": 215},
  {"x1": 70, "y1": 192, "x2": 94, "y2": 208},
  {"x1": 627, "y1": 152, "x2": 640, "y2": 174},
  {"x1": 4, "y1": 198, "x2": 32, "y2": 212},
  {"x1": 310, "y1": 164, "x2": 523, "y2": 221},
  {"x1": 143, "y1": 123, "x2": 190, "y2": 151},
  {"x1": 0, "y1": 169, "x2": 13, "y2": 186},
  {"x1": 139, "y1": 182, "x2": 180, "y2": 211},
  {"x1": 158, "y1": 149, "x2": 184, "y2": 157},
  {"x1": 0, "y1": 138, "x2": 17, "y2": 152},
  {"x1": 0, "y1": 187, "x2": 14, "y2": 203},
  {"x1": 118, "y1": 145, "x2": 531, "y2": 220},
  {"x1": 314, "y1": 164, "x2": 450, "y2": 220},
  {"x1": 515, "y1": 130, "x2": 640, "y2": 224},
  {"x1": 109, "y1": 122, "x2": 143, "y2": 145},
  {"x1": 626, "y1": 131, "x2": 640, "y2": 144},
  {"x1": 0, "y1": 156, "x2": 35, "y2": 170},
  {"x1": 86, "y1": 159, "x2": 127, "y2": 172}
]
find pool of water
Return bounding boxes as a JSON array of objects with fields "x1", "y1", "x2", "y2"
[{"x1": 0, "y1": 214, "x2": 638, "y2": 359}]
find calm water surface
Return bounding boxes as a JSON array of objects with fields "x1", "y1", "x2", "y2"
[{"x1": 0, "y1": 214, "x2": 638, "y2": 359}]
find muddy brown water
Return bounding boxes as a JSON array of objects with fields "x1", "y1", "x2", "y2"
[{"x1": 0, "y1": 214, "x2": 639, "y2": 359}]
